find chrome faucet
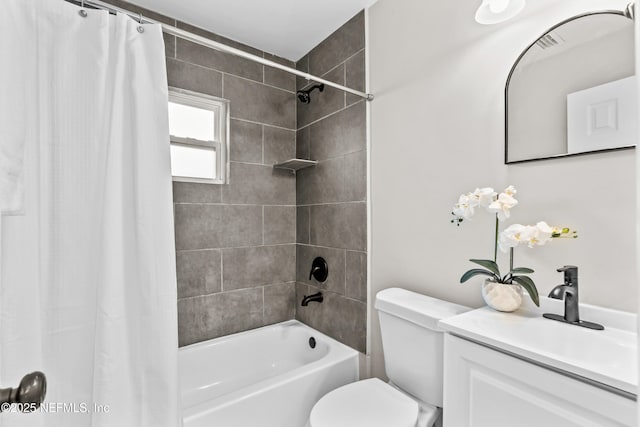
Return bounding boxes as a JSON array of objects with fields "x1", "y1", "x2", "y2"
[{"x1": 543, "y1": 266, "x2": 604, "y2": 330}]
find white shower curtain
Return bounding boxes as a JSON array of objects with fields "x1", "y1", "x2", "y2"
[{"x1": 0, "y1": 1, "x2": 180, "y2": 426}]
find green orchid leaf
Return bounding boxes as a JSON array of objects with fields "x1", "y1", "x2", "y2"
[
  {"x1": 511, "y1": 275, "x2": 540, "y2": 307},
  {"x1": 511, "y1": 267, "x2": 534, "y2": 274},
  {"x1": 469, "y1": 259, "x2": 501, "y2": 277},
  {"x1": 460, "y1": 269, "x2": 498, "y2": 283}
]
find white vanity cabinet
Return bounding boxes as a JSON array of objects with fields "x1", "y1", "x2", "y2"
[{"x1": 442, "y1": 334, "x2": 636, "y2": 427}]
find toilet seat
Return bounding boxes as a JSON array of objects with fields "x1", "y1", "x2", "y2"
[{"x1": 309, "y1": 378, "x2": 419, "y2": 427}]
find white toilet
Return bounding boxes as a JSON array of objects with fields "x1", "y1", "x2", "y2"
[{"x1": 309, "y1": 288, "x2": 470, "y2": 427}]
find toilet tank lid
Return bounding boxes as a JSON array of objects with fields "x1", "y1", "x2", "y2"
[{"x1": 375, "y1": 288, "x2": 471, "y2": 330}]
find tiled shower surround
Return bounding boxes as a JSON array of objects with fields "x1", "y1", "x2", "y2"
[
  {"x1": 294, "y1": 13, "x2": 368, "y2": 353},
  {"x1": 168, "y1": 26, "x2": 298, "y2": 347},
  {"x1": 104, "y1": 1, "x2": 367, "y2": 352}
]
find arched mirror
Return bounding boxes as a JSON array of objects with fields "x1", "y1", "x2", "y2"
[{"x1": 505, "y1": 10, "x2": 635, "y2": 164}]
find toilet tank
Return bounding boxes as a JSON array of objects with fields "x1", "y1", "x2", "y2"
[{"x1": 375, "y1": 288, "x2": 470, "y2": 407}]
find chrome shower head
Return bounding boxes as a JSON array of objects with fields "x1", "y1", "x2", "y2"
[{"x1": 296, "y1": 84, "x2": 324, "y2": 104}]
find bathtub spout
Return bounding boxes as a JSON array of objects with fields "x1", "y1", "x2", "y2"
[{"x1": 301, "y1": 292, "x2": 323, "y2": 306}]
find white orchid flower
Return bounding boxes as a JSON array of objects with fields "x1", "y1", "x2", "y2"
[
  {"x1": 465, "y1": 192, "x2": 479, "y2": 209},
  {"x1": 529, "y1": 221, "x2": 554, "y2": 247},
  {"x1": 503, "y1": 185, "x2": 517, "y2": 197},
  {"x1": 519, "y1": 225, "x2": 540, "y2": 248},
  {"x1": 498, "y1": 223, "x2": 527, "y2": 252},
  {"x1": 499, "y1": 221, "x2": 558, "y2": 251},
  {"x1": 520, "y1": 222, "x2": 554, "y2": 248},
  {"x1": 472, "y1": 187, "x2": 496, "y2": 208},
  {"x1": 487, "y1": 192, "x2": 518, "y2": 221},
  {"x1": 452, "y1": 193, "x2": 475, "y2": 220}
]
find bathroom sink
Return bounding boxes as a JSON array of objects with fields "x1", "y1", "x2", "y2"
[{"x1": 438, "y1": 297, "x2": 637, "y2": 396}]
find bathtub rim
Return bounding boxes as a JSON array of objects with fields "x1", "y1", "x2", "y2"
[
  {"x1": 180, "y1": 319, "x2": 360, "y2": 419},
  {"x1": 180, "y1": 319, "x2": 352, "y2": 353}
]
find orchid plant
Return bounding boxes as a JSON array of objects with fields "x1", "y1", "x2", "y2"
[{"x1": 451, "y1": 185, "x2": 577, "y2": 307}]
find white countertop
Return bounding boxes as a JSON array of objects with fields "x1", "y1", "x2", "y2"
[{"x1": 438, "y1": 297, "x2": 638, "y2": 395}]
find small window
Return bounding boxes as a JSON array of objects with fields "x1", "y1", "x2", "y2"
[{"x1": 168, "y1": 88, "x2": 229, "y2": 184}]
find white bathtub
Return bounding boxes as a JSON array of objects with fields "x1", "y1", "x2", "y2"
[{"x1": 180, "y1": 320, "x2": 359, "y2": 427}]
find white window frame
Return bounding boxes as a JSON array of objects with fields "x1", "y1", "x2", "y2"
[{"x1": 168, "y1": 87, "x2": 230, "y2": 184}]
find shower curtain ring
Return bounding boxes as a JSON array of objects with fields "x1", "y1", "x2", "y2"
[
  {"x1": 79, "y1": 0, "x2": 88, "y2": 17},
  {"x1": 137, "y1": 12, "x2": 145, "y2": 33}
]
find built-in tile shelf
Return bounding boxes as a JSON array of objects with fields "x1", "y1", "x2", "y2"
[{"x1": 273, "y1": 159, "x2": 318, "y2": 174}]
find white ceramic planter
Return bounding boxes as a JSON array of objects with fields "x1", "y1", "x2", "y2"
[{"x1": 482, "y1": 279, "x2": 523, "y2": 312}]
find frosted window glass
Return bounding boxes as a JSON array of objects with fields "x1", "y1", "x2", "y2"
[
  {"x1": 170, "y1": 144, "x2": 216, "y2": 179},
  {"x1": 168, "y1": 102, "x2": 216, "y2": 141}
]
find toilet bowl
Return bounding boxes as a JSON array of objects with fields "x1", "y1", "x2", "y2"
[{"x1": 308, "y1": 288, "x2": 469, "y2": 427}]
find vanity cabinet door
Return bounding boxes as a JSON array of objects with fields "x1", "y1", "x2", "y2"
[{"x1": 442, "y1": 335, "x2": 635, "y2": 427}]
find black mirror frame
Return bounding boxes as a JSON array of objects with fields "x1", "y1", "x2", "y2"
[{"x1": 504, "y1": 10, "x2": 635, "y2": 164}]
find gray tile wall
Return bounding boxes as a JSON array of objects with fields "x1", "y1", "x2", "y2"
[
  {"x1": 169, "y1": 23, "x2": 298, "y2": 346},
  {"x1": 295, "y1": 12, "x2": 368, "y2": 353},
  {"x1": 103, "y1": 1, "x2": 298, "y2": 347},
  {"x1": 102, "y1": 1, "x2": 367, "y2": 351}
]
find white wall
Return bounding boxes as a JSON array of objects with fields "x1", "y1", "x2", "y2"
[{"x1": 368, "y1": 0, "x2": 635, "y2": 380}]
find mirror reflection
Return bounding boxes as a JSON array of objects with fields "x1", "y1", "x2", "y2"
[{"x1": 506, "y1": 12, "x2": 635, "y2": 164}]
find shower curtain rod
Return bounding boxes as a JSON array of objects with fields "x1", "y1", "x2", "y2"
[{"x1": 81, "y1": 0, "x2": 375, "y2": 102}]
